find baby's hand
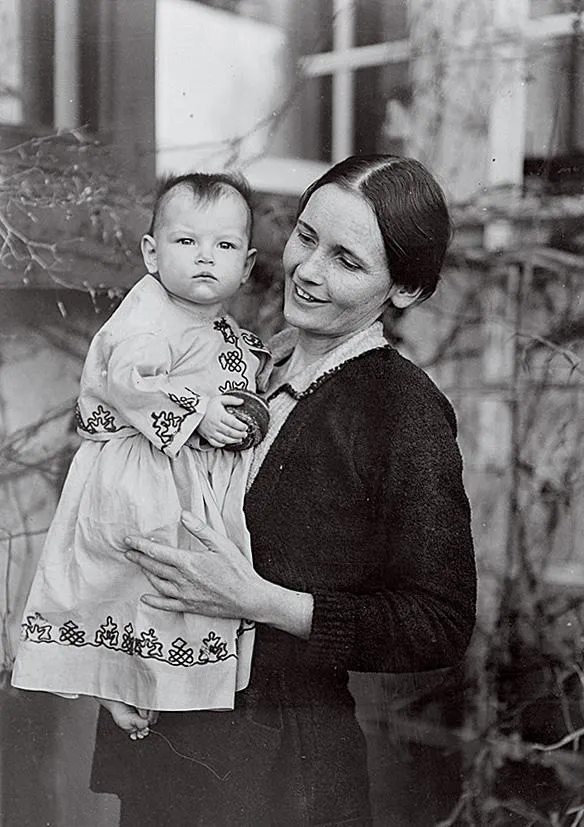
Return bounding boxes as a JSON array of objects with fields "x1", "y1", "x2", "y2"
[{"x1": 197, "y1": 395, "x2": 249, "y2": 447}]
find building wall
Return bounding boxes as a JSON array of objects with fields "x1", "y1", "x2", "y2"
[{"x1": 0, "y1": 290, "x2": 119, "y2": 827}]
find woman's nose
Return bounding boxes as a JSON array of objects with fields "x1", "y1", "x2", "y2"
[{"x1": 296, "y1": 252, "x2": 322, "y2": 284}]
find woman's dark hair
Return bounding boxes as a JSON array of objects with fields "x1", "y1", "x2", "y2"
[
  {"x1": 297, "y1": 155, "x2": 451, "y2": 301},
  {"x1": 148, "y1": 171, "x2": 254, "y2": 240}
]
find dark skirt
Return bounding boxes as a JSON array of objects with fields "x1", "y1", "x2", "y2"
[{"x1": 91, "y1": 668, "x2": 372, "y2": 827}]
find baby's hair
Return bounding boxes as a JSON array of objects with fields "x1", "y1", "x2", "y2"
[{"x1": 148, "y1": 171, "x2": 254, "y2": 241}]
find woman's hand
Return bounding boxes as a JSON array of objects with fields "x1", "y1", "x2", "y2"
[
  {"x1": 124, "y1": 512, "x2": 314, "y2": 638},
  {"x1": 125, "y1": 512, "x2": 262, "y2": 619}
]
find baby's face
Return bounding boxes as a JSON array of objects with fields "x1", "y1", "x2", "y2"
[{"x1": 141, "y1": 186, "x2": 255, "y2": 309}]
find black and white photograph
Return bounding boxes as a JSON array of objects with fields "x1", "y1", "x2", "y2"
[{"x1": 1, "y1": 1, "x2": 583, "y2": 825}]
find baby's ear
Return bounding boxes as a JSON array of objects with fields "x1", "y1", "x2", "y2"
[
  {"x1": 140, "y1": 234, "x2": 158, "y2": 273},
  {"x1": 389, "y1": 285, "x2": 424, "y2": 310},
  {"x1": 241, "y1": 248, "x2": 257, "y2": 283}
]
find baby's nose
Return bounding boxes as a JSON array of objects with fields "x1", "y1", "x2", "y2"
[{"x1": 196, "y1": 247, "x2": 214, "y2": 263}]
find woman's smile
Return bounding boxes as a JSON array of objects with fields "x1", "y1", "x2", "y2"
[{"x1": 293, "y1": 282, "x2": 327, "y2": 304}]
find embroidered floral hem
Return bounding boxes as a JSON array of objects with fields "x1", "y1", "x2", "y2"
[{"x1": 13, "y1": 624, "x2": 245, "y2": 711}]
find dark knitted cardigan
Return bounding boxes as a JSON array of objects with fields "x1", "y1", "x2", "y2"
[{"x1": 91, "y1": 346, "x2": 476, "y2": 827}]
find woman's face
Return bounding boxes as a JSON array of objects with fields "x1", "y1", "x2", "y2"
[{"x1": 282, "y1": 184, "x2": 400, "y2": 342}]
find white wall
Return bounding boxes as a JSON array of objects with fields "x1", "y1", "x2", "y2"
[
  {"x1": 0, "y1": 294, "x2": 118, "y2": 826},
  {"x1": 155, "y1": 0, "x2": 290, "y2": 175},
  {"x1": 525, "y1": 37, "x2": 572, "y2": 157},
  {"x1": 0, "y1": 324, "x2": 82, "y2": 667}
]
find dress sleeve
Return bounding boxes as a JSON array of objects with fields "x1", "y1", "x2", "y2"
[
  {"x1": 105, "y1": 333, "x2": 210, "y2": 458},
  {"x1": 240, "y1": 329, "x2": 272, "y2": 393},
  {"x1": 304, "y1": 391, "x2": 476, "y2": 674}
]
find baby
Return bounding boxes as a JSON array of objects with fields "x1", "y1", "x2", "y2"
[{"x1": 12, "y1": 172, "x2": 270, "y2": 738}]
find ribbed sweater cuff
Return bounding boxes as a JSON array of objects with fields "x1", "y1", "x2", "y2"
[{"x1": 304, "y1": 591, "x2": 356, "y2": 669}]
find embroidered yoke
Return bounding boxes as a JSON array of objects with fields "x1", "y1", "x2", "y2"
[{"x1": 12, "y1": 275, "x2": 269, "y2": 711}]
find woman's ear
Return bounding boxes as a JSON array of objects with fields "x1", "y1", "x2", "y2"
[
  {"x1": 141, "y1": 234, "x2": 158, "y2": 274},
  {"x1": 389, "y1": 285, "x2": 424, "y2": 310}
]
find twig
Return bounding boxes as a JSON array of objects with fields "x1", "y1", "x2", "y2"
[
  {"x1": 531, "y1": 726, "x2": 584, "y2": 754},
  {"x1": 148, "y1": 729, "x2": 231, "y2": 781}
]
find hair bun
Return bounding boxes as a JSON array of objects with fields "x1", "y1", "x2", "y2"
[{"x1": 223, "y1": 389, "x2": 270, "y2": 451}]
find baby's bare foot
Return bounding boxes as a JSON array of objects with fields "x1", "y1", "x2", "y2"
[
  {"x1": 137, "y1": 707, "x2": 159, "y2": 726},
  {"x1": 98, "y1": 698, "x2": 151, "y2": 740}
]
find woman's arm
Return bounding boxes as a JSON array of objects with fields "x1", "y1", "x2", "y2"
[
  {"x1": 303, "y1": 387, "x2": 476, "y2": 675},
  {"x1": 257, "y1": 582, "x2": 314, "y2": 639},
  {"x1": 124, "y1": 511, "x2": 314, "y2": 639}
]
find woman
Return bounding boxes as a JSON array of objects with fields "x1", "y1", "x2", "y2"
[{"x1": 91, "y1": 155, "x2": 476, "y2": 827}]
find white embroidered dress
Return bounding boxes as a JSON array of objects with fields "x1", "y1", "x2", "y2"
[{"x1": 12, "y1": 275, "x2": 268, "y2": 711}]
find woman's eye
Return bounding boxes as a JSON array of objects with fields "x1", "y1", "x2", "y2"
[
  {"x1": 296, "y1": 227, "x2": 315, "y2": 245},
  {"x1": 339, "y1": 257, "x2": 360, "y2": 271}
]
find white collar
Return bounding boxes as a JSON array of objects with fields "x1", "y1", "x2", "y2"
[{"x1": 267, "y1": 322, "x2": 389, "y2": 400}]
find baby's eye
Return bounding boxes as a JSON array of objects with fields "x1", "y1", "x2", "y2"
[
  {"x1": 218, "y1": 241, "x2": 236, "y2": 250},
  {"x1": 178, "y1": 238, "x2": 195, "y2": 246}
]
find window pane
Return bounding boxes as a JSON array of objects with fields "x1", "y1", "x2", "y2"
[
  {"x1": 79, "y1": 1, "x2": 101, "y2": 133},
  {"x1": 354, "y1": 62, "x2": 410, "y2": 156},
  {"x1": 4, "y1": 0, "x2": 55, "y2": 127},
  {"x1": 22, "y1": 0, "x2": 55, "y2": 127},
  {"x1": 156, "y1": 0, "x2": 319, "y2": 171},
  {"x1": 295, "y1": 74, "x2": 333, "y2": 163},
  {"x1": 0, "y1": 0, "x2": 22, "y2": 124},
  {"x1": 356, "y1": 0, "x2": 408, "y2": 47},
  {"x1": 524, "y1": 38, "x2": 572, "y2": 158},
  {"x1": 298, "y1": 0, "x2": 334, "y2": 54}
]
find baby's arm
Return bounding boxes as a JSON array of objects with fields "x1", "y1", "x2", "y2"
[{"x1": 103, "y1": 333, "x2": 210, "y2": 457}]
